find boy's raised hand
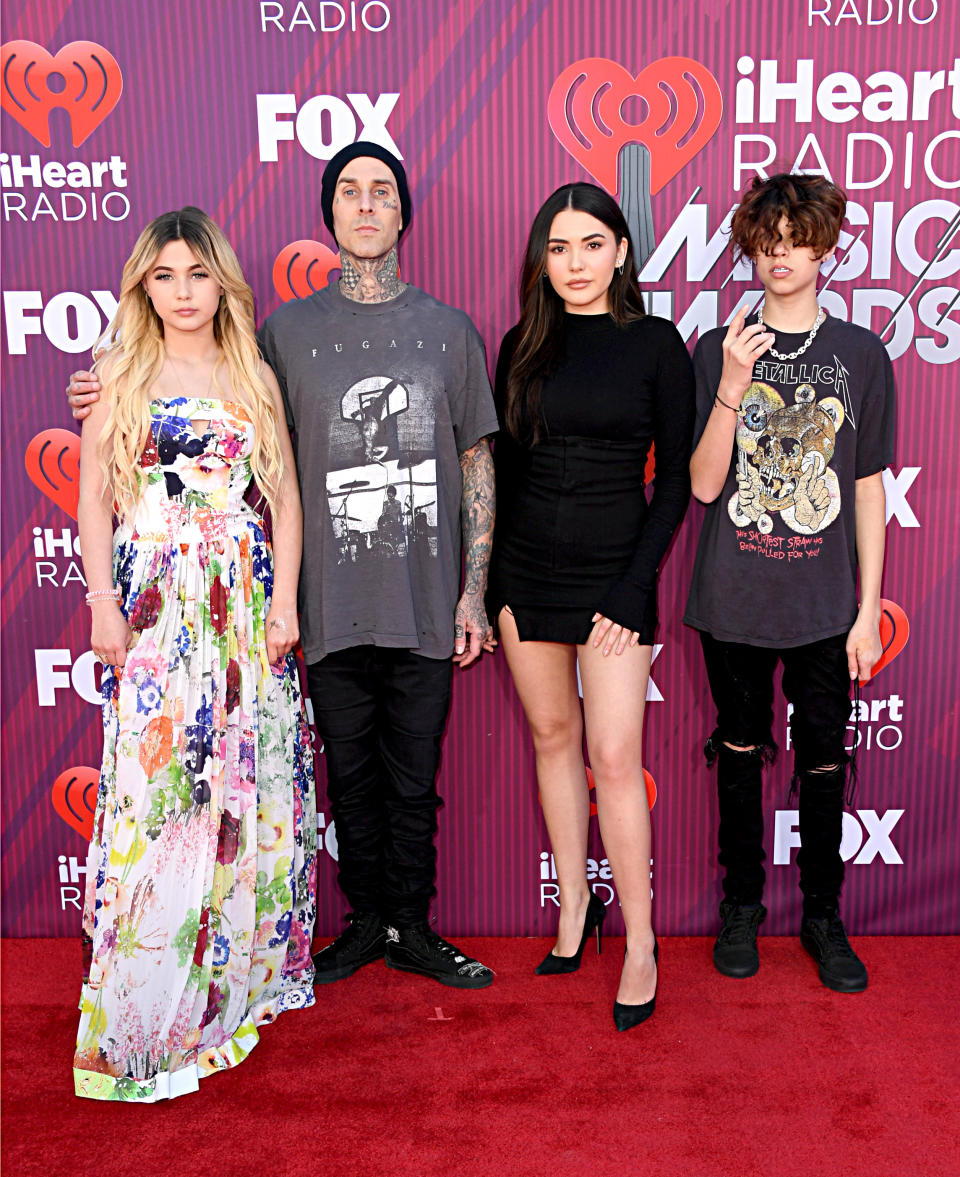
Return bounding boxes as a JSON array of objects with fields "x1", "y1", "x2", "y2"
[{"x1": 719, "y1": 306, "x2": 775, "y2": 405}]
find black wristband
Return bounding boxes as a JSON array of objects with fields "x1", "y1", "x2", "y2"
[{"x1": 714, "y1": 392, "x2": 743, "y2": 416}]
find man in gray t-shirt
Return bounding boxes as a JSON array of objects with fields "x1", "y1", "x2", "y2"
[
  {"x1": 259, "y1": 142, "x2": 498, "y2": 990},
  {"x1": 260, "y1": 281, "x2": 497, "y2": 665}
]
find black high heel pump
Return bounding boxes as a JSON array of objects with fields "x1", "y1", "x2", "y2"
[
  {"x1": 535, "y1": 891, "x2": 606, "y2": 975},
  {"x1": 612, "y1": 938, "x2": 658, "y2": 1031}
]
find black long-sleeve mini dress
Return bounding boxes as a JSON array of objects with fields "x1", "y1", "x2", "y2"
[{"x1": 488, "y1": 312, "x2": 695, "y2": 644}]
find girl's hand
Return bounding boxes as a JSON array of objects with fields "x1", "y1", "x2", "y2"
[
  {"x1": 90, "y1": 602, "x2": 134, "y2": 668},
  {"x1": 591, "y1": 613, "x2": 641, "y2": 656},
  {"x1": 718, "y1": 306, "x2": 775, "y2": 405},
  {"x1": 265, "y1": 604, "x2": 299, "y2": 665}
]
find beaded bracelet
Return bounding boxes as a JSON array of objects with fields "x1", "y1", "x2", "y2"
[{"x1": 85, "y1": 588, "x2": 121, "y2": 606}]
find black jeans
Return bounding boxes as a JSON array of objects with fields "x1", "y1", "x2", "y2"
[
  {"x1": 700, "y1": 632, "x2": 852, "y2": 918},
  {"x1": 306, "y1": 646, "x2": 453, "y2": 926}
]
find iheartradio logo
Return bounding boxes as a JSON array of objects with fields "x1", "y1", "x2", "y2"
[
  {"x1": 0, "y1": 40, "x2": 122, "y2": 147},
  {"x1": 272, "y1": 239, "x2": 341, "y2": 301},
  {"x1": 52, "y1": 766, "x2": 98, "y2": 840},
  {"x1": 862, "y1": 599, "x2": 910, "y2": 685},
  {"x1": 548, "y1": 57, "x2": 722, "y2": 266},
  {"x1": 25, "y1": 428, "x2": 80, "y2": 519},
  {"x1": 548, "y1": 56, "x2": 722, "y2": 195}
]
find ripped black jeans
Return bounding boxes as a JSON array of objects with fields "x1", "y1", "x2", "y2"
[{"x1": 700, "y1": 632, "x2": 852, "y2": 919}]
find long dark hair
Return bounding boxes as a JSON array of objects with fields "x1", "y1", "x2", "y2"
[{"x1": 504, "y1": 183, "x2": 645, "y2": 444}]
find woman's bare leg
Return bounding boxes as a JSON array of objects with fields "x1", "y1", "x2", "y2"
[
  {"x1": 499, "y1": 608, "x2": 591, "y2": 957},
  {"x1": 579, "y1": 632, "x2": 656, "y2": 1005}
]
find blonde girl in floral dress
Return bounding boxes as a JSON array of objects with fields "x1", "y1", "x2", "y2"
[{"x1": 74, "y1": 208, "x2": 317, "y2": 1101}]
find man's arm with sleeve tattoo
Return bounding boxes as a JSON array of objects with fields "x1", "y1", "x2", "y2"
[{"x1": 453, "y1": 437, "x2": 496, "y2": 667}]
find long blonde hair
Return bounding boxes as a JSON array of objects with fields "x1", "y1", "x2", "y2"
[{"x1": 97, "y1": 207, "x2": 284, "y2": 517}]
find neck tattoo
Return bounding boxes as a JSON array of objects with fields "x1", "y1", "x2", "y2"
[
  {"x1": 339, "y1": 247, "x2": 406, "y2": 304},
  {"x1": 756, "y1": 299, "x2": 826, "y2": 361}
]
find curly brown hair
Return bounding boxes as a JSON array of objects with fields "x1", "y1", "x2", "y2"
[{"x1": 730, "y1": 173, "x2": 846, "y2": 261}]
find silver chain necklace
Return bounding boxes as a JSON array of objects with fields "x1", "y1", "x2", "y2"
[{"x1": 756, "y1": 300, "x2": 825, "y2": 361}]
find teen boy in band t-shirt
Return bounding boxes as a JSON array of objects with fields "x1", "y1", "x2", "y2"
[{"x1": 684, "y1": 174, "x2": 895, "y2": 993}]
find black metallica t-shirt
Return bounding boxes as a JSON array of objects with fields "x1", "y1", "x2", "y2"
[{"x1": 684, "y1": 314, "x2": 895, "y2": 649}]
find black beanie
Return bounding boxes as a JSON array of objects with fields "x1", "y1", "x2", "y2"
[{"x1": 320, "y1": 141, "x2": 411, "y2": 242}]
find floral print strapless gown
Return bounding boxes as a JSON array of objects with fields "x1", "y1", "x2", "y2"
[{"x1": 73, "y1": 397, "x2": 317, "y2": 1102}]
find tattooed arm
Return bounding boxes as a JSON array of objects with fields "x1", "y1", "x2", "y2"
[
  {"x1": 339, "y1": 247, "x2": 406, "y2": 304},
  {"x1": 454, "y1": 437, "x2": 496, "y2": 668}
]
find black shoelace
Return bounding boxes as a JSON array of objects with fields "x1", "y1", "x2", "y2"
[{"x1": 719, "y1": 906, "x2": 762, "y2": 941}]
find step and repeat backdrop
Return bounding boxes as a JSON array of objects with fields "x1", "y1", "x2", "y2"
[{"x1": 2, "y1": 0, "x2": 957, "y2": 937}]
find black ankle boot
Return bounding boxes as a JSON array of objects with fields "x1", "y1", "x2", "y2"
[
  {"x1": 385, "y1": 923, "x2": 494, "y2": 989},
  {"x1": 801, "y1": 914, "x2": 868, "y2": 992},
  {"x1": 311, "y1": 912, "x2": 386, "y2": 984},
  {"x1": 713, "y1": 901, "x2": 766, "y2": 978}
]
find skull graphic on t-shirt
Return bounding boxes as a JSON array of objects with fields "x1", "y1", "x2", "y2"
[{"x1": 730, "y1": 381, "x2": 846, "y2": 536}]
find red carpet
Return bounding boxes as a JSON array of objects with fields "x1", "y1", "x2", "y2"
[{"x1": 2, "y1": 936, "x2": 957, "y2": 1177}]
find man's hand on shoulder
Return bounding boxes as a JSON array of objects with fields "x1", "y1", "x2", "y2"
[{"x1": 67, "y1": 369, "x2": 102, "y2": 420}]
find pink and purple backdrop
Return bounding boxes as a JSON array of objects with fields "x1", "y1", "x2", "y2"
[{"x1": 2, "y1": 0, "x2": 957, "y2": 937}]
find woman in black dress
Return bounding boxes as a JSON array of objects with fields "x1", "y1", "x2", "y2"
[{"x1": 490, "y1": 184, "x2": 695, "y2": 1029}]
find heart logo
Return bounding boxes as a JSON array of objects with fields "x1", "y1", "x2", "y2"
[
  {"x1": 25, "y1": 428, "x2": 81, "y2": 519},
  {"x1": 1, "y1": 40, "x2": 123, "y2": 147},
  {"x1": 51, "y1": 766, "x2": 99, "y2": 840},
  {"x1": 272, "y1": 240, "x2": 341, "y2": 302},
  {"x1": 548, "y1": 57, "x2": 723, "y2": 195},
  {"x1": 860, "y1": 599, "x2": 909, "y2": 684}
]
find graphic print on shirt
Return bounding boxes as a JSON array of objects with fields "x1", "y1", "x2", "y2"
[
  {"x1": 325, "y1": 375, "x2": 438, "y2": 564},
  {"x1": 728, "y1": 360, "x2": 851, "y2": 552}
]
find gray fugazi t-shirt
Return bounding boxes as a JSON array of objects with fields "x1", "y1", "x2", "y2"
[{"x1": 258, "y1": 283, "x2": 497, "y2": 663}]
